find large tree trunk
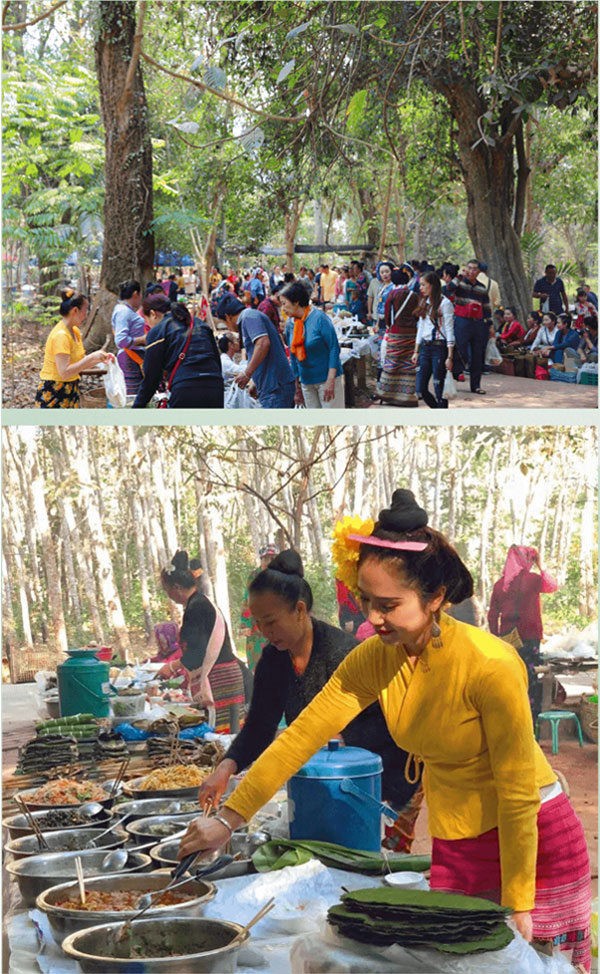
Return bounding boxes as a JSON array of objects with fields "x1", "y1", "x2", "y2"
[
  {"x1": 95, "y1": 1, "x2": 154, "y2": 295},
  {"x1": 28, "y1": 445, "x2": 68, "y2": 655},
  {"x1": 436, "y1": 81, "x2": 531, "y2": 323}
]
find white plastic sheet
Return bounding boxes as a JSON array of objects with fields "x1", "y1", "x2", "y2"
[{"x1": 103, "y1": 357, "x2": 127, "y2": 407}]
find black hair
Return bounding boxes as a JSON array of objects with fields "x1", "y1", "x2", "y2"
[
  {"x1": 161, "y1": 550, "x2": 202, "y2": 589},
  {"x1": 217, "y1": 294, "x2": 245, "y2": 319},
  {"x1": 467, "y1": 258, "x2": 481, "y2": 268},
  {"x1": 280, "y1": 281, "x2": 310, "y2": 308},
  {"x1": 170, "y1": 302, "x2": 192, "y2": 327},
  {"x1": 584, "y1": 315, "x2": 598, "y2": 330},
  {"x1": 505, "y1": 305, "x2": 517, "y2": 316},
  {"x1": 528, "y1": 310, "x2": 542, "y2": 325},
  {"x1": 577, "y1": 288, "x2": 588, "y2": 297},
  {"x1": 542, "y1": 311, "x2": 557, "y2": 324},
  {"x1": 59, "y1": 289, "x2": 88, "y2": 317},
  {"x1": 442, "y1": 262, "x2": 459, "y2": 279},
  {"x1": 557, "y1": 312, "x2": 572, "y2": 328},
  {"x1": 283, "y1": 272, "x2": 295, "y2": 283},
  {"x1": 149, "y1": 283, "x2": 165, "y2": 295},
  {"x1": 391, "y1": 268, "x2": 411, "y2": 286},
  {"x1": 545, "y1": 264, "x2": 556, "y2": 272},
  {"x1": 248, "y1": 549, "x2": 314, "y2": 612},
  {"x1": 351, "y1": 260, "x2": 364, "y2": 270},
  {"x1": 120, "y1": 280, "x2": 141, "y2": 300},
  {"x1": 357, "y1": 489, "x2": 473, "y2": 606},
  {"x1": 218, "y1": 334, "x2": 233, "y2": 352},
  {"x1": 141, "y1": 293, "x2": 171, "y2": 316}
]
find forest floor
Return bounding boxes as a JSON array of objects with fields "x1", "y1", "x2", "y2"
[{"x1": 3, "y1": 317, "x2": 597, "y2": 410}]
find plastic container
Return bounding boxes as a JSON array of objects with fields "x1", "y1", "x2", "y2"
[
  {"x1": 111, "y1": 692, "x2": 146, "y2": 719},
  {"x1": 288, "y1": 740, "x2": 383, "y2": 851},
  {"x1": 57, "y1": 649, "x2": 112, "y2": 718}
]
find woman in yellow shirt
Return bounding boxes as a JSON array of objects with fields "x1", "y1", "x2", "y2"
[
  {"x1": 179, "y1": 489, "x2": 591, "y2": 971},
  {"x1": 35, "y1": 290, "x2": 111, "y2": 408}
]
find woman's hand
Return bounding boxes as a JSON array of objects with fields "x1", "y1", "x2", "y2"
[
  {"x1": 445, "y1": 355, "x2": 453, "y2": 371},
  {"x1": 88, "y1": 350, "x2": 112, "y2": 368},
  {"x1": 198, "y1": 676, "x2": 215, "y2": 709},
  {"x1": 323, "y1": 377, "x2": 335, "y2": 402},
  {"x1": 177, "y1": 816, "x2": 234, "y2": 860},
  {"x1": 411, "y1": 350, "x2": 419, "y2": 365},
  {"x1": 512, "y1": 911, "x2": 533, "y2": 942},
  {"x1": 198, "y1": 760, "x2": 236, "y2": 808}
]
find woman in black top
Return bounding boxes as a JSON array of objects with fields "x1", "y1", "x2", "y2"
[
  {"x1": 199, "y1": 550, "x2": 423, "y2": 852},
  {"x1": 133, "y1": 303, "x2": 224, "y2": 408},
  {"x1": 159, "y1": 551, "x2": 244, "y2": 732}
]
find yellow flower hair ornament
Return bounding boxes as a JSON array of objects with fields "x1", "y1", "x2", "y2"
[{"x1": 331, "y1": 515, "x2": 375, "y2": 595}]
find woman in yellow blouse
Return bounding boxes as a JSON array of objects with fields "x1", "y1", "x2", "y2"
[
  {"x1": 179, "y1": 489, "x2": 591, "y2": 971},
  {"x1": 35, "y1": 290, "x2": 112, "y2": 408}
]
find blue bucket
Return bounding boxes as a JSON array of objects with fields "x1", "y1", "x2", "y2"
[{"x1": 287, "y1": 740, "x2": 384, "y2": 851}]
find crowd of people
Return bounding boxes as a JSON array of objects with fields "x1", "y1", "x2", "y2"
[
  {"x1": 146, "y1": 488, "x2": 590, "y2": 972},
  {"x1": 34, "y1": 260, "x2": 597, "y2": 409}
]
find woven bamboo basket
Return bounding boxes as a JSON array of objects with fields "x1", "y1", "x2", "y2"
[
  {"x1": 79, "y1": 386, "x2": 107, "y2": 408},
  {"x1": 579, "y1": 694, "x2": 598, "y2": 744},
  {"x1": 8, "y1": 646, "x2": 60, "y2": 684}
]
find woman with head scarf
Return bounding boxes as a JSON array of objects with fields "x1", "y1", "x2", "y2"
[
  {"x1": 148, "y1": 622, "x2": 182, "y2": 665},
  {"x1": 488, "y1": 546, "x2": 558, "y2": 721},
  {"x1": 179, "y1": 490, "x2": 591, "y2": 972}
]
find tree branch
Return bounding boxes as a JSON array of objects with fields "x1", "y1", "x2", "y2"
[
  {"x1": 121, "y1": 0, "x2": 146, "y2": 102},
  {"x1": 2, "y1": 0, "x2": 67, "y2": 30},
  {"x1": 140, "y1": 52, "x2": 305, "y2": 125},
  {"x1": 513, "y1": 118, "x2": 529, "y2": 237}
]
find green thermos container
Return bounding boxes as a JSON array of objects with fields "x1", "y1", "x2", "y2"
[{"x1": 57, "y1": 648, "x2": 112, "y2": 718}]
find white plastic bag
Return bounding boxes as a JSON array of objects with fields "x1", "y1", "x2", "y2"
[
  {"x1": 485, "y1": 337, "x2": 503, "y2": 367},
  {"x1": 224, "y1": 383, "x2": 261, "y2": 409},
  {"x1": 103, "y1": 357, "x2": 127, "y2": 407},
  {"x1": 442, "y1": 371, "x2": 457, "y2": 400}
]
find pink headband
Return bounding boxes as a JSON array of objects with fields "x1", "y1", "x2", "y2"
[{"x1": 348, "y1": 534, "x2": 428, "y2": 552}]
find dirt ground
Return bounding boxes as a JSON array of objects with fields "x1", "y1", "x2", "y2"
[{"x1": 3, "y1": 315, "x2": 597, "y2": 410}]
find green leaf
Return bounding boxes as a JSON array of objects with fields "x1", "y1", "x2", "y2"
[
  {"x1": 346, "y1": 89, "x2": 368, "y2": 133},
  {"x1": 286, "y1": 22, "x2": 310, "y2": 40},
  {"x1": 25, "y1": 163, "x2": 38, "y2": 176},
  {"x1": 333, "y1": 23, "x2": 360, "y2": 36},
  {"x1": 69, "y1": 127, "x2": 84, "y2": 143}
]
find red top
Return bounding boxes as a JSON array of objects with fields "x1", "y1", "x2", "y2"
[
  {"x1": 499, "y1": 320, "x2": 525, "y2": 344},
  {"x1": 488, "y1": 570, "x2": 557, "y2": 640}
]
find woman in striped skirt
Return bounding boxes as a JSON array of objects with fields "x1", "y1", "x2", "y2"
[
  {"x1": 376, "y1": 270, "x2": 420, "y2": 406},
  {"x1": 159, "y1": 551, "x2": 244, "y2": 732}
]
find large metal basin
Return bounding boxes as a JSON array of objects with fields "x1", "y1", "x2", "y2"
[
  {"x1": 149, "y1": 836, "x2": 257, "y2": 880},
  {"x1": 6, "y1": 826, "x2": 128, "y2": 860},
  {"x1": 37, "y1": 872, "x2": 216, "y2": 943},
  {"x1": 3, "y1": 807, "x2": 112, "y2": 842},
  {"x1": 122, "y1": 777, "x2": 201, "y2": 801},
  {"x1": 5, "y1": 848, "x2": 152, "y2": 907},
  {"x1": 113, "y1": 798, "x2": 201, "y2": 823},
  {"x1": 61, "y1": 917, "x2": 249, "y2": 973},
  {"x1": 125, "y1": 812, "x2": 199, "y2": 845}
]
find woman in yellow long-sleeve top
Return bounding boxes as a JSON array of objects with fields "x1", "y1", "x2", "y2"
[{"x1": 179, "y1": 489, "x2": 591, "y2": 971}]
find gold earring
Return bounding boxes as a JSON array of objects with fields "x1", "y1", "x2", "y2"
[{"x1": 431, "y1": 612, "x2": 443, "y2": 649}]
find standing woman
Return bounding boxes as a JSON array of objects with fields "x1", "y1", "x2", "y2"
[
  {"x1": 140, "y1": 292, "x2": 171, "y2": 334},
  {"x1": 281, "y1": 281, "x2": 344, "y2": 408},
  {"x1": 412, "y1": 271, "x2": 455, "y2": 409},
  {"x1": 111, "y1": 280, "x2": 146, "y2": 400},
  {"x1": 180, "y1": 490, "x2": 591, "y2": 973},
  {"x1": 159, "y1": 551, "x2": 245, "y2": 733},
  {"x1": 133, "y1": 303, "x2": 224, "y2": 408},
  {"x1": 376, "y1": 270, "x2": 420, "y2": 406},
  {"x1": 35, "y1": 290, "x2": 111, "y2": 408},
  {"x1": 488, "y1": 546, "x2": 558, "y2": 722}
]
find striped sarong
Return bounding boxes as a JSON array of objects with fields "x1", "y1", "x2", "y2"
[
  {"x1": 430, "y1": 793, "x2": 591, "y2": 970},
  {"x1": 376, "y1": 331, "x2": 418, "y2": 406},
  {"x1": 208, "y1": 660, "x2": 245, "y2": 733}
]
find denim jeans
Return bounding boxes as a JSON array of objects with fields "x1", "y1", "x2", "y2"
[
  {"x1": 454, "y1": 317, "x2": 486, "y2": 391},
  {"x1": 417, "y1": 341, "x2": 449, "y2": 408},
  {"x1": 259, "y1": 380, "x2": 296, "y2": 409}
]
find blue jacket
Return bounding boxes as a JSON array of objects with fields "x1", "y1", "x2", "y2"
[
  {"x1": 552, "y1": 327, "x2": 580, "y2": 364},
  {"x1": 285, "y1": 308, "x2": 343, "y2": 385}
]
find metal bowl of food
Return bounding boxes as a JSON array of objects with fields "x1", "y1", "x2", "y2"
[
  {"x1": 125, "y1": 813, "x2": 199, "y2": 845},
  {"x1": 111, "y1": 798, "x2": 201, "y2": 823},
  {"x1": 6, "y1": 827, "x2": 128, "y2": 860},
  {"x1": 122, "y1": 778, "x2": 202, "y2": 802},
  {"x1": 37, "y1": 872, "x2": 216, "y2": 943},
  {"x1": 5, "y1": 849, "x2": 152, "y2": 907},
  {"x1": 61, "y1": 916, "x2": 249, "y2": 973},
  {"x1": 122, "y1": 765, "x2": 210, "y2": 801},
  {"x1": 15, "y1": 779, "x2": 114, "y2": 811},
  {"x1": 3, "y1": 806, "x2": 112, "y2": 842},
  {"x1": 149, "y1": 835, "x2": 258, "y2": 879}
]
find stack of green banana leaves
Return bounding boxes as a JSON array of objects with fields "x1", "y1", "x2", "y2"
[
  {"x1": 17, "y1": 734, "x2": 79, "y2": 775},
  {"x1": 252, "y1": 837, "x2": 430, "y2": 875},
  {"x1": 328, "y1": 888, "x2": 513, "y2": 955}
]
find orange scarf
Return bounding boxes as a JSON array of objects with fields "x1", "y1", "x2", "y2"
[{"x1": 290, "y1": 306, "x2": 311, "y2": 362}]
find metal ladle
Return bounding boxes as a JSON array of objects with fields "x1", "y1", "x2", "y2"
[
  {"x1": 100, "y1": 828, "x2": 191, "y2": 872},
  {"x1": 77, "y1": 801, "x2": 105, "y2": 821},
  {"x1": 84, "y1": 813, "x2": 130, "y2": 848},
  {"x1": 133, "y1": 854, "x2": 235, "y2": 911}
]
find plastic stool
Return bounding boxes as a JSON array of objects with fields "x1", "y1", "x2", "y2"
[{"x1": 536, "y1": 710, "x2": 585, "y2": 755}]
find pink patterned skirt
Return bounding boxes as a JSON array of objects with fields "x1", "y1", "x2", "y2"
[{"x1": 430, "y1": 793, "x2": 592, "y2": 970}]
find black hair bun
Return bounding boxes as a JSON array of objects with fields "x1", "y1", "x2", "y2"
[
  {"x1": 171, "y1": 550, "x2": 189, "y2": 571},
  {"x1": 378, "y1": 489, "x2": 428, "y2": 532},
  {"x1": 269, "y1": 549, "x2": 304, "y2": 578}
]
